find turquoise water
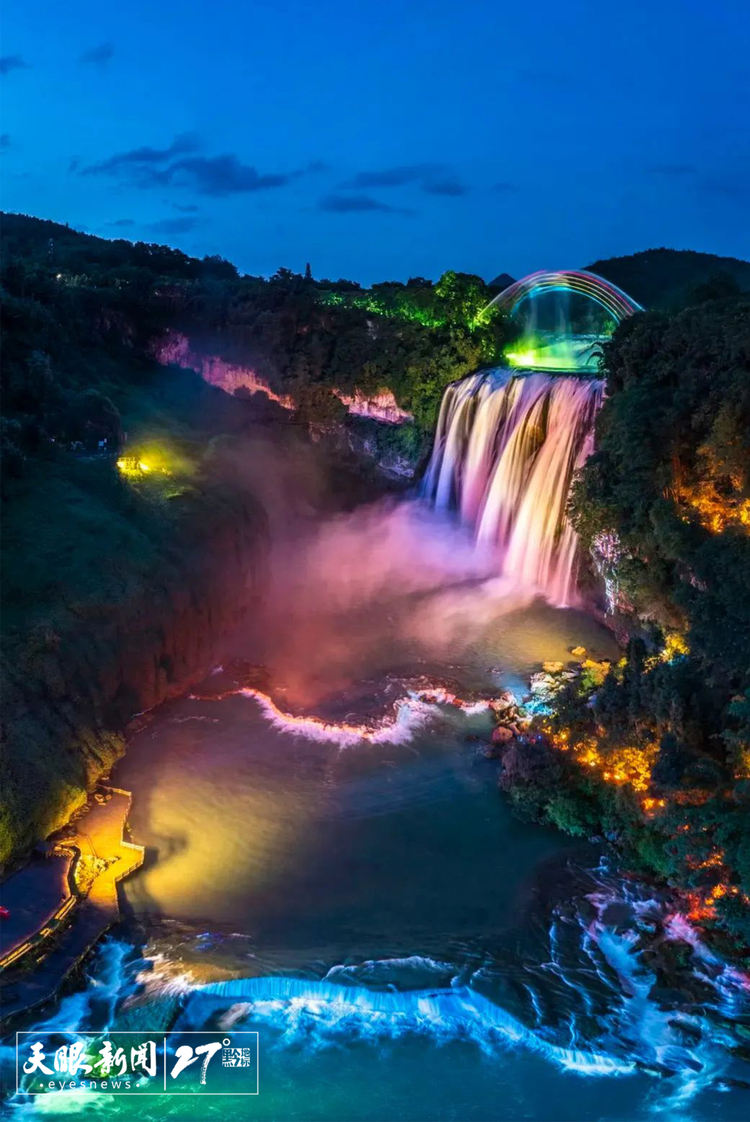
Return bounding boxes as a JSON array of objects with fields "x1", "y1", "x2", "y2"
[{"x1": 4, "y1": 500, "x2": 750, "y2": 1120}]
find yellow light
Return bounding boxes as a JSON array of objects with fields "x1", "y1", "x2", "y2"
[
  {"x1": 506, "y1": 350, "x2": 538, "y2": 367},
  {"x1": 138, "y1": 461, "x2": 151, "y2": 472}
]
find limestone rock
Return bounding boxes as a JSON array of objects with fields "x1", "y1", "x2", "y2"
[{"x1": 489, "y1": 691, "x2": 517, "y2": 713}]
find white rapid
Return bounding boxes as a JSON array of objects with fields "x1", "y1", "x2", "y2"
[{"x1": 422, "y1": 369, "x2": 603, "y2": 607}]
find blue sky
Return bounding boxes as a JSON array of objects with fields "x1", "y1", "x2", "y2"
[{"x1": 2, "y1": 0, "x2": 749, "y2": 283}]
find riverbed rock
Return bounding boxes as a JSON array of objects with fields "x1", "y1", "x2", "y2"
[
  {"x1": 489, "y1": 692, "x2": 517, "y2": 714},
  {"x1": 642, "y1": 938, "x2": 718, "y2": 1008},
  {"x1": 498, "y1": 736, "x2": 563, "y2": 791},
  {"x1": 529, "y1": 672, "x2": 558, "y2": 693},
  {"x1": 483, "y1": 742, "x2": 505, "y2": 759},
  {"x1": 667, "y1": 1019, "x2": 703, "y2": 1046},
  {"x1": 600, "y1": 901, "x2": 634, "y2": 930}
]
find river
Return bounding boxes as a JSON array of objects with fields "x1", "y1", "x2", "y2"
[{"x1": 5, "y1": 420, "x2": 750, "y2": 1120}]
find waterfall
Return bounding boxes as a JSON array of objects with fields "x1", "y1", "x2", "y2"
[{"x1": 422, "y1": 369, "x2": 603, "y2": 607}]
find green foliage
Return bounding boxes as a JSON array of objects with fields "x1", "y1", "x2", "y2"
[
  {"x1": 587, "y1": 247, "x2": 750, "y2": 310},
  {"x1": 544, "y1": 791, "x2": 598, "y2": 836},
  {"x1": 571, "y1": 300, "x2": 750, "y2": 669},
  {"x1": 0, "y1": 219, "x2": 276, "y2": 864},
  {"x1": 561, "y1": 296, "x2": 750, "y2": 933}
]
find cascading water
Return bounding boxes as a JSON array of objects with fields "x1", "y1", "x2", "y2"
[{"x1": 422, "y1": 369, "x2": 603, "y2": 607}]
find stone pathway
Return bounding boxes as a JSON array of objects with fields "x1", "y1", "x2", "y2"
[
  {"x1": 0, "y1": 855, "x2": 73, "y2": 959},
  {"x1": 0, "y1": 788, "x2": 144, "y2": 1026}
]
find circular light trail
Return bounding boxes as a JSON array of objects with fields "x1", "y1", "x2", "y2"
[{"x1": 485, "y1": 269, "x2": 643, "y2": 323}]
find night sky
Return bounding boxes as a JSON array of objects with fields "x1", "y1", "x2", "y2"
[{"x1": 2, "y1": 0, "x2": 749, "y2": 283}]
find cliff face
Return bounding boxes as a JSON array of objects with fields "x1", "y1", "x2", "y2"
[
  {"x1": 0, "y1": 488, "x2": 268, "y2": 869},
  {"x1": 153, "y1": 332, "x2": 413, "y2": 425}
]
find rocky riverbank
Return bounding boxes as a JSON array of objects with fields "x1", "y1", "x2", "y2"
[
  {"x1": 0, "y1": 473, "x2": 268, "y2": 870},
  {"x1": 486, "y1": 650, "x2": 750, "y2": 959}
]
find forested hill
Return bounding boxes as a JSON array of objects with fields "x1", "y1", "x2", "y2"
[
  {"x1": 0, "y1": 212, "x2": 512, "y2": 441},
  {"x1": 0, "y1": 212, "x2": 240, "y2": 281},
  {"x1": 587, "y1": 247, "x2": 750, "y2": 310}
]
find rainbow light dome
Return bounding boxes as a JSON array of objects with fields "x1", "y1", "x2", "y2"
[{"x1": 486, "y1": 269, "x2": 643, "y2": 323}]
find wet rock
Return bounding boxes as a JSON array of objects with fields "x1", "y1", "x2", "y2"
[
  {"x1": 715, "y1": 1078, "x2": 750, "y2": 1091},
  {"x1": 530, "y1": 672, "x2": 558, "y2": 693},
  {"x1": 498, "y1": 736, "x2": 563, "y2": 791},
  {"x1": 647, "y1": 985, "x2": 690, "y2": 1010},
  {"x1": 600, "y1": 901, "x2": 634, "y2": 929},
  {"x1": 667, "y1": 1019, "x2": 703, "y2": 1045},
  {"x1": 576, "y1": 897, "x2": 598, "y2": 925},
  {"x1": 635, "y1": 1061, "x2": 674, "y2": 1078},
  {"x1": 491, "y1": 725, "x2": 515, "y2": 745},
  {"x1": 727, "y1": 1043, "x2": 750, "y2": 1064},
  {"x1": 648, "y1": 966, "x2": 717, "y2": 1007},
  {"x1": 667, "y1": 1051, "x2": 703, "y2": 1073},
  {"x1": 489, "y1": 692, "x2": 517, "y2": 713}
]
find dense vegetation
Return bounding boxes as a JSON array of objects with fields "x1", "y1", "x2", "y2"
[
  {"x1": 3, "y1": 211, "x2": 750, "y2": 945},
  {"x1": 504, "y1": 297, "x2": 750, "y2": 944},
  {"x1": 0, "y1": 214, "x2": 513, "y2": 470},
  {"x1": 0, "y1": 214, "x2": 511, "y2": 864},
  {"x1": 0, "y1": 218, "x2": 275, "y2": 865},
  {"x1": 588, "y1": 247, "x2": 750, "y2": 311}
]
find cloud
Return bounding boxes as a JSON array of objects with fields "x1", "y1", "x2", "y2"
[
  {"x1": 83, "y1": 136, "x2": 296, "y2": 196},
  {"x1": 0, "y1": 134, "x2": 10, "y2": 149},
  {"x1": 701, "y1": 176, "x2": 749, "y2": 201},
  {"x1": 422, "y1": 176, "x2": 466, "y2": 196},
  {"x1": 79, "y1": 42, "x2": 114, "y2": 66},
  {"x1": 108, "y1": 218, "x2": 135, "y2": 227},
  {"x1": 648, "y1": 163, "x2": 696, "y2": 176},
  {"x1": 166, "y1": 201, "x2": 199, "y2": 212},
  {"x1": 0, "y1": 55, "x2": 30, "y2": 76},
  {"x1": 152, "y1": 154, "x2": 293, "y2": 195},
  {"x1": 493, "y1": 181, "x2": 518, "y2": 193},
  {"x1": 82, "y1": 132, "x2": 201, "y2": 176},
  {"x1": 148, "y1": 216, "x2": 199, "y2": 234},
  {"x1": 319, "y1": 193, "x2": 407, "y2": 214},
  {"x1": 348, "y1": 164, "x2": 436, "y2": 188},
  {"x1": 345, "y1": 163, "x2": 466, "y2": 196},
  {"x1": 307, "y1": 159, "x2": 331, "y2": 173}
]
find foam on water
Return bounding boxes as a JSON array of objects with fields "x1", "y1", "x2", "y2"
[
  {"x1": 324, "y1": 954, "x2": 457, "y2": 986},
  {"x1": 190, "y1": 975, "x2": 634, "y2": 1076},
  {"x1": 235, "y1": 685, "x2": 492, "y2": 747}
]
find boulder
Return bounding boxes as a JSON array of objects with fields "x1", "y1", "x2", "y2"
[
  {"x1": 667, "y1": 1019, "x2": 703, "y2": 1046},
  {"x1": 530, "y1": 672, "x2": 557, "y2": 692},
  {"x1": 490, "y1": 692, "x2": 517, "y2": 713},
  {"x1": 483, "y1": 742, "x2": 505, "y2": 759}
]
